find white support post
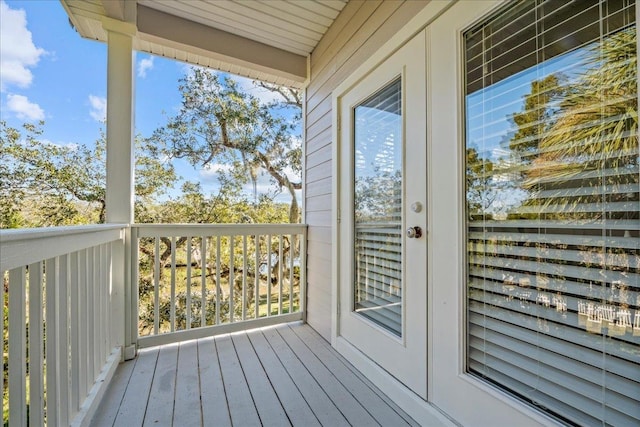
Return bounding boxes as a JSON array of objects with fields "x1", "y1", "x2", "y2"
[{"x1": 103, "y1": 17, "x2": 137, "y2": 359}]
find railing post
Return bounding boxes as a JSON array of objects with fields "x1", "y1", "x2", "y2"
[
  {"x1": 103, "y1": 15, "x2": 137, "y2": 360},
  {"x1": 125, "y1": 227, "x2": 138, "y2": 360}
]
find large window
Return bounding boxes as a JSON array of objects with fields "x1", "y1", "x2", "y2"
[{"x1": 464, "y1": 0, "x2": 639, "y2": 425}]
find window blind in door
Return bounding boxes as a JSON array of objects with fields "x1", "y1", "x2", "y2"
[
  {"x1": 353, "y1": 78, "x2": 403, "y2": 337},
  {"x1": 464, "y1": 0, "x2": 639, "y2": 425}
]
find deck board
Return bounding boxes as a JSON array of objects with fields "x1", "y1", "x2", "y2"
[
  {"x1": 173, "y1": 340, "x2": 202, "y2": 426},
  {"x1": 289, "y1": 324, "x2": 416, "y2": 427},
  {"x1": 90, "y1": 322, "x2": 417, "y2": 426},
  {"x1": 112, "y1": 347, "x2": 158, "y2": 426},
  {"x1": 231, "y1": 332, "x2": 290, "y2": 426},
  {"x1": 197, "y1": 337, "x2": 231, "y2": 426},
  {"x1": 216, "y1": 334, "x2": 262, "y2": 426},
  {"x1": 247, "y1": 329, "x2": 321, "y2": 427},
  {"x1": 143, "y1": 343, "x2": 178, "y2": 427}
]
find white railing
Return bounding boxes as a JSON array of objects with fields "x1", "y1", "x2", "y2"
[
  {"x1": 132, "y1": 224, "x2": 307, "y2": 347},
  {"x1": 1, "y1": 224, "x2": 127, "y2": 427}
]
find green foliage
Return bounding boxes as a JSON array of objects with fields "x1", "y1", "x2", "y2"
[
  {"x1": 149, "y1": 68, "x2": 302, "y2": 223},
  {"x1": 0, "y1": 121, "x2": 177, "y2": 228}
]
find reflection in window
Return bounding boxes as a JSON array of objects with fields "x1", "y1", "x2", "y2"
[
  {"x1": 464, "y1": 1, "x2": 638, "y2": 425},
  {"x1": 353, "y1": 78, "x2": 403, "y2": 336}
]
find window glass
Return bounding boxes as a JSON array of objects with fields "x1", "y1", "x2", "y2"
[
  {"x1": 353, "y1": 78, "x2": 403, "y2": 336},
  {"x1": 464, "y1": 0, "x2": 639, "y2": 424}
]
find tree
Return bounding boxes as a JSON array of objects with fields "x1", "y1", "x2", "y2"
[
  {"x1": 149, "y1": 68, "x2": 302, "y2": 223},
  {"x1": 516, "y1": 28, "x2": 638, "y2": 221},
  {"x1": 0, "y1": 120, "x2": 177, "y2": 228}
]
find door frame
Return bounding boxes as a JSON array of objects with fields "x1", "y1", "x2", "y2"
[
  {"x1": 330, "y1": 4, "x2": 452, "y2": 426},
  {"x1": 330, "y1": 1, "x2": 558, "y2": 425},
  {"x1": 336, "y1": 31, "x2": 428, "y2": 399}
]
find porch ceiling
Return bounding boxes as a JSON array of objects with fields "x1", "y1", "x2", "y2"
[{"x1": 60, "y1": 0, "x2": 349, "y2": 88}]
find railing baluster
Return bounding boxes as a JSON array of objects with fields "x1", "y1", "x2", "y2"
[
  {"x1": 92, "y1": 246, "x2": 100, "y2": 380},
  {"x1": 215, "y1": 236, "x2": 221, "y2": 325},
  {"x1": 101, "y1": 244, "x2": 107, "y2": 360},
  {"x1": 289, "y1": 234, "x2": 294, "y2": 314},
  {"x1": 45, "y1": 257, "x2": 60, "y2": 426},
  {"x1": 70, "y1": 252, "x2": 80, "y2": 416},
  {"x1": 59, "y1": 254, "x2": 70, "y2": 426},
  {"x1": 278, "y1": 235, "x2": 283, "y2": 315},
  {"x1": 229, "y1": 236, "x2": 234, "y2": 323},
  {"x1": 28, "y1": 262, "x2": 44, "y2": 426},
  {"x1": 255, "y1": 235, "x2": 260, "y2": 319},
  {"x1": 242, "y1": 235, "x2": 248, "y2": 321},
  {"x1": 170, "y1": 236, "x2": 176, "y2": 332},
  {"x1": 8, "y1": 266, "x2": 27, "y2": 427},
  {"x1": 267, "y1": 234, "x2": 272, "y2": 317},
  {"x1": 201, "y1": 237, "x2": 206, "y2": 327},
  {"x1": 79, "y1": 249, "x2": 88, "y2": 403},
  {"x1": 153, "y1": 238, "x2": 160, "y2": 335},
  {"x1": 186, "y1": 237, "x2": 192, "y2": 330},
  {"x1": 97, "y1": 245, "x2": 104, "y2": 366}
]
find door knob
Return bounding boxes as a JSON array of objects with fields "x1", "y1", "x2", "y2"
[{"x1": 406, "y1": 226, "x2": 422, "y2": 239}]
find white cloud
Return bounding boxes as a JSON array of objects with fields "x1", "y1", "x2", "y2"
[
  {"x1": 0, "y1": 1, "x2": 46, "y2": 91},
  {"x1": 199, "y1": 163, "x2": 233, "y2": 179},
  {"x1": 237, "y1": 77, "x2": 283, "y2": 106},
  {"x1": 39, "y1": 139, "x2": 78, "y2": 151},
  {"x1": 88, "y1": 95, "x2": 106, "y2": 121},
  {"x1": 6, "y1": 93, "x2": 44, "y2": 120},
  {"x1": 137, "y1": 56, "x2": 154, "y2": 78}
]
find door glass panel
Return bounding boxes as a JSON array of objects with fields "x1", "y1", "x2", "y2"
[{"x1": 353, "y1": 78, "x2": 403, "y2": 336}]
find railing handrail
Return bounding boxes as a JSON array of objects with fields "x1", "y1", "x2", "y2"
[
  {"x1": 134, "y1": 223, "x2": 306, "y2": 238},
  {"x1": 0, "y1": 223, "x2": 128, "y2": 242},
  {"x1": 0, "y1": 223, "x2": 127, "y2": 272}
]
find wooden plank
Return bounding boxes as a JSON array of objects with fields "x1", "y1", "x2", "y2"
[
  {"x1": 305, "y1": 125, "x2": 331, "y2": 156},
  {"x1": 306, "y1": 162, "x2": 332, "y2": 186},
  {"x1": 28, "y1": 262, "x2": 44, "y2": 426},
  {"x1": 261, "y1": 327, "x2": 349, "y2": 426},
  {"x1": 197, "y1": 337, "x2": 232, "y2": 427},
  {"x1": 8, "y1": 267, "x2": 27, "y2": 426},
  {"x1": 215, "y1": 334, "x2": 261, "y2": 426},
  {"x1": 142, "y1": 343, "x2": 179, "y2": 426},
  {"x1": 45, "y1": 257, "x2": 60, "y2": 426},
  {"x1": 90, "y1": 358, "x2": 136, "y2": 427},
  {"x1": 114, "y1": 347, "x2": 159, "y2": 426},
  {"x1": 306, "y1": 149, "x2": 332, "y2": 177},
  {"x1": 173, "y1": 340, "x2": 202, "y2": 425},
  {"x1": 290, "y1": 324, "x2": 416, "y2": 426},
  {"x1": 231, "y1": 333, "x2": 290, "y2": 426},
  {"x1": 247, "y1": 330, "x2": 321, "y2": 426},
  {"x1": 275, "y1": 325, "x2": 379, "y2": 425},
  {"x1": 305, "y1": 210, "x2": 332, "y2": 227},
  {"x1": 79, "y1": 249, "x2": 88, "y2": 401},
  {"x1": 58, "y1": 254, "x2": 71, "y2": 426},
  {"x1": 69, "y1": 253, "x2": 80, "y2": 416}
]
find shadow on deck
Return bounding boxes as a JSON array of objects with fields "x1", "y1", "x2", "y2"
[{"x1": 90, "y1": 322, "x2": 418, "y2": 426}]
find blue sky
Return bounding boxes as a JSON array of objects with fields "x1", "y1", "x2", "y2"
[{"x1": 0, "y1": 0, "x2": 299, "y2": 200}]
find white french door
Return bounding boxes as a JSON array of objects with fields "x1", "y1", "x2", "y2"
[{"x1": 337, "y1": 31, "x2": 427, "y2": 398}]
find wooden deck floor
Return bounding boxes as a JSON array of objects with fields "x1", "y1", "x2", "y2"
[{"x1": 90, "y1": 322, "x2": 419, "y2": 426}]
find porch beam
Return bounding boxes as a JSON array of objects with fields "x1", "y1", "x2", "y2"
[
  {"x1": 136, "y1": 5, "x2": 307, "y2": 84},
  {"x1": 104, "y1": 20, "x2": 136, "y2": 359}
]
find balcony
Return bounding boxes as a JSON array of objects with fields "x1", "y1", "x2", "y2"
[
  {"x1": 2, "y1": 223, "x2": 420, "y2": 427},
  {"x1": 91, "y1": 322, "x2": 417, "y2": 426}
]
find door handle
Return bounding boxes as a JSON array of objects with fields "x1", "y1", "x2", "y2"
[{"x1": 406, "y1": 226, "x2": 422, "y2": 239}]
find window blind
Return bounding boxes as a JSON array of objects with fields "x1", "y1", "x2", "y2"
[
  {"x1": 353, "y1": 78, "x2": 403, "y2": 336},
  {"x1": 464, "y1": 0, "x2": 639, "y2": 425}
]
